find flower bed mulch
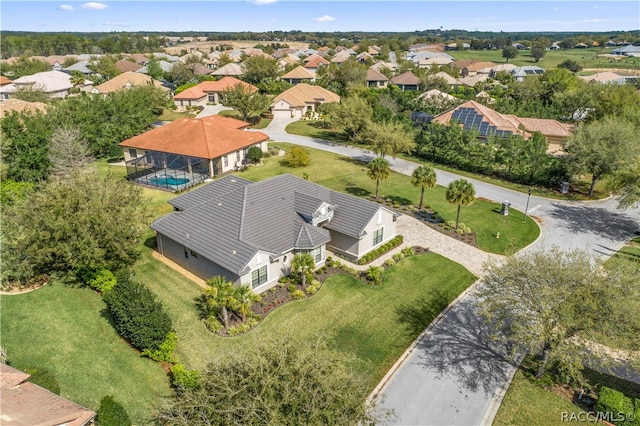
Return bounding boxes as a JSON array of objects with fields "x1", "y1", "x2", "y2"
[
  {"x1": 0, "y1": 275, "x2": 50, "y2": 295},
  {"x1": 376, "y1": 198, "x2": 477, "y2": 248}
]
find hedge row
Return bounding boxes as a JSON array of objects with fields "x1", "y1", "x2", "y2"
[
  {"x1": 595, "y1": 386, "x2": 640, "y2": 426},
  {"x1": 357, "y1": 235, "x2": 404, "y2": 265}
]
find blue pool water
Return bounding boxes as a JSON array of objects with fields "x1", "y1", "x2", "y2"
[{"x1": 149, "y1": 176, "x2": 190, "y2": 186}]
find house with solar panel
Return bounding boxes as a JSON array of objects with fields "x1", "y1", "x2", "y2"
[
  {"x1": 150, "y1": 174, "x2": 399, "y2": 293},
  {"x1": 433, "y1": 100, "x2": 574, "y2": 154},
  {"x1": 510, "y1": 66, "x2": 545, "y2": 82}
]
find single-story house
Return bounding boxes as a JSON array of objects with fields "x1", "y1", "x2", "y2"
[
  {"x1": 610, "y1": 45, "x2": 640, "y2": 57},
  {"x1": 366, "y1": 68, "x2": 389, "y2": 88},
  {"x1": 270, "y1": 83, "x2": 340, "y2": 119},
  {"x1": 458, "y1": 74, "x2": 490, "y2": 88},
  {"x1": 303, "y1": 54, "x2": 330, "y2": 72},
  {"x1": 433, "y1": 100, "x2": 573, "y2": 153},
  {"x1": 173, "y1": 76, "x2": 257, "y2": 109},
  {"x1": 119, "y1": 115, "x2": 269, "y2": 191},
  {"x1": 390, "y1": 71, "x2": 420, "y2": 91},
  {"x1": 92, "y1": 71, "x2": 168, "y2": 94},
  {"x1": 282, "y1": 66, "x2": 316, "y2": 85},
  {"x1": 211, "y1": 63, "x2": 245, "y2": 77},
  {"x1": 136, "y1": 60, "x2": 174, "y2": 75},
  {"x1": 1, "y1": 363, "x2": 96, "y2": 426},
  {"x1": 10, "y1": 70, "x2": 92, "y2": 98},
  {"x1": 510, "y1": 66, "x2": 545, "y2": 82},
  {"x1": 462, "y1": 61, "x2": 497, "y2": 77},
  {"x1": 115, "y1": 58, "x2": 144, "y2": 73},
  {"x1": 150, "y1": 174, "x2": 399, "y2": 293},
  {"x1": 62, "y1": 60, "x2": 93, "y2": 75},
  {"x1": 428, "y1": 72, "x2": 461, "y2": 89}
]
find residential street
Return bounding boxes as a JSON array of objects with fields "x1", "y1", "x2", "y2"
[{"x1": 261, "y1": 118, "x2": 640, "y2": 425}]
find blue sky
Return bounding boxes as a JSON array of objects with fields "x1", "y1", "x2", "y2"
[{"x1": 1, "y1": 1, "x2": 639, "y2": 33}]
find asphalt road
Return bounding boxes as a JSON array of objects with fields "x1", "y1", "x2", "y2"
[{"x1": 262, "y1": 118, "x2": 640, "y2": 425}]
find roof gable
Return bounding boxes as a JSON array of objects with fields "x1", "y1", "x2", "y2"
[{"x1": 270, "y1": 83, "x2": 340, "y2": 107}]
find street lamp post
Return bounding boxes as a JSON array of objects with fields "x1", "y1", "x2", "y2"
[{"x1": 523, "y1": 188, "x2": 532, "y2": 223}]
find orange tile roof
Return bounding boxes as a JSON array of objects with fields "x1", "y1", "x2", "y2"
[
  {"x1": 517, "y1": 117, "x2": 574, "y2": 137},
  {"x1": 174, "y1": 85, "x2": 207, "y2": 100},
  {"x1": 0, "y1": 75, "x2": 12, "y2": 85},
  {"x1": 119, "y1": 115, "x2": 269, "y2": 159},
  {"x1": 270, "y1": 83, "x2": 340, "y2": 108},
  {"x1": 304, "y1": 55, "x2": 330, "y2": 68},
  {"x1": 198, "y1": 76, "x2": 257, "y2": 94}
]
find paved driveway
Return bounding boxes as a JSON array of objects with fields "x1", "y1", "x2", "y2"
[{"x1": 262, "y1": 118, "x2": 640, "y2": 425}]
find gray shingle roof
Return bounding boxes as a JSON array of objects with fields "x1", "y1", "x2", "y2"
[{"x1": 151, "y1": 174, "x2": 393, "y2": 274}]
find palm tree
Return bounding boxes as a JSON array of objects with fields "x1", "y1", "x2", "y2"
[
  {"x1": 367, "y1": 157, "x2": 390, "y2": 201},
  {"x1": 411, "y1": 165, "x2": 437, "y2": 210},
  {"x1": 69, "y1": 70, "x2": 86, "y2": 88},
  {"x1": 235, "y1": 286, "x2": 261, "y2": 323},
  {"x1": 445, "y1": 179, "x2": 476, "y2": 228},
  {"x1": 204, "y1": 276, "x2": 239, "y2": 329},
  {"x1": 291, "y1": 252, "x2": 315, "y2": 288}
]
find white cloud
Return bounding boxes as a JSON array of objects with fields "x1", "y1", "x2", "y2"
[
  {"x1": 252, "y1": 0, "x2": 277, "y2": 4},
  {"x1": 81, "y1": 2, "x2": 108, "y2": 10},
  {"x1": 59, "y1": 4, "x2": 74, "y2": 11},
  {"x1": 314, "y1": 15, "x2": 335, "y2": 23}
]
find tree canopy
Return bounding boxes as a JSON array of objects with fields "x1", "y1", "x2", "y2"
[
  {"x1": 220, "y1": 83, "x2": 268, "y2": 121},
  {"x1": 445, "y1": 179, "x2": 475, "y2": 227},
  {"x1": 1, "y1": 172, "x2": 151, "y2": 286},
  {"x1": 156, "y1": 335, "x2": 373, "y2": 425},
  {"x1": 367, "y1": 157, "x2": 390, "y2": 201},
  {"x1": 477, "y1": 248, "x2": 640, "y2": 384}
]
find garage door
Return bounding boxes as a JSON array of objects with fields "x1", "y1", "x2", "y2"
[{"x1": 273, "y1": 109, "x2": 292, "y2": 119}]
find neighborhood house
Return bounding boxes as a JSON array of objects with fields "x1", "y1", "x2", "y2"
[
  {"x1": 151, "y1": 174, "x2": 399, "y2": 293},
  {"x1": 119, "y1": 115, "x2": 269, "y2": 191},
  {"x1": 270, "y1": 83, "x2": 340, "y2": 119}
]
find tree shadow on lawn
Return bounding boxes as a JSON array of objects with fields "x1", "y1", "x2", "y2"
[
  {"x1": 411, "y1": 296, "x2": 518, "y2": 395},
  {"x1": 144, "y1": 236, "x2": 158, "y2": 250},
  {"x1": 345, "y1": 187, "x2": 371, "y2": 197},
  {"x1": 547, "y1": 202, "x2": 640, "y2": 241},
  {"x1": 395, "y1": 289, "x2": 451, "y2": 336}
]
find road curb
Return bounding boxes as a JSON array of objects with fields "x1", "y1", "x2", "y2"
[
  {"x1": 366, "y1": 272, "x2": 486, "y2": 407},
  {"x1": 479, "y1": 352, "x2": 525, "y2": 426}
]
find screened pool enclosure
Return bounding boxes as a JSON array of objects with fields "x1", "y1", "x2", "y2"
[{"x1": 124, "y1": 151, "x2": 211, "y2": 191}]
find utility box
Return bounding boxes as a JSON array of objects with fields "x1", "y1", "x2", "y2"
[
  {"x1": 561, "y1": 182, "x2": 570, "y2": 194},
  {"x1": 500, "y1": 201, "x2": 511, "y2": 216}
]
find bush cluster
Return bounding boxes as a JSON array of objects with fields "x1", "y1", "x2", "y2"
[
  {"x1": 306, "y1": 280, "x2": 321, "y2": 295},
  {"x1": 357, "y1": 235, "x2": 404, "y2": 265},
  {"x1": 104, "y1": 276, "x2": 172, "y2": 352},
  {"x1": 227, "y1": 318, "x2": 260, "y2": 337},
  {"x1": 141, "y1": 331, "x2": 178, "y2": 363},
  {"x1": 170, "y1": 364, "x2": 201, "y2": 390},
  {"x1": 365, "y1": 266, "x2": 384, "y2": 285},
  {"x1": 281, "y1": 146, "x2": 311, "y2": 168},
  {"x1": 595, "y1": 387, "x2": 640, "y2": 426},
  {"x1": 291, "y1": 289, "x2": 306, "y2": 300}
]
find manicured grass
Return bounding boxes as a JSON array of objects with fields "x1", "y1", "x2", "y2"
[
  {"x1": 239, "y1": 143, "x2": 540, "y2": 255},
  {"x1": 449, "y1": 48, "x2": 640, "y2": 72},
  {"x1": 137, "y1": 252, "x2": 477, "y2": 389},
  {"x1": 0, "y1": 283, "x2": 170, "y2": 424},
  {"x1": 217, "y1": 109, "x2": 272, "y2": 129},
  {"x1": 611, "y1": 236, "x2": 640, "y2": 263},
  {"x1": 285, "y1": 120, "x2": 608, "y2": 201},
  {"x1": 493, "y1": 370, "x2": 586, "y2": 426}
]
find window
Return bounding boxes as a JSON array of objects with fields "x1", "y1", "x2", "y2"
[
  {"x1": 128, "y1": 148, "x2": 137, "y2": 158},
  {"x1": 373, "y1": 228, "x2": 384, "y2": 246},
  {"x1": 184, "y1": 247, "x2": 189, "y2": 258},
  {"x1": 208, "y1": 94, "x2": 215, "y2": 103},
  {"x1": 190, "y1": 250, "x2": 198, "y2": 258},
  {"x1": 224, "y1": 155, "x2": 228, "y2": 167},
  {"x1": 236, "y1": 151, "x2": 240, "y2": 161},
  {"x1": 310, "y1": 246, "x2": 323, "y2": 263},
  {"x1": 251, "y1": 265, "x2": 268, "y2": 289}
]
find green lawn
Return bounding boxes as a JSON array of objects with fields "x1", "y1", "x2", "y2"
[
  {"x1": 0, "y1": 283, "x2": 170, "y2": 424},
  {"x1": 285, "y1": 120, "x2": 608, "y2": 201},
  {"x1": 157, "y1": 110, "x2": 195, "y2": 121},
  {"x1": 239, "y1": 143, "x2": 540, "y2": 255},
  {"x1": 449, "y1": 48, "x2": 640, "y2": 72},
  {"x1": 493, "y1": 370, "x2": 586, "y2": 426},
  {"x1": 137, "y1": 252, "x2": 477, "y2": 389},
  {"x1": 217, "y1": 109, "x2": 272, "y2": 129},
  {"x1": 611, "y1": 236, "x2": 640, "y2": 263}
]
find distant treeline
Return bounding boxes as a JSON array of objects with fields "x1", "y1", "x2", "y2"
[{"x1": 2, "y1": 29, "x2": 639, "y2": 58}]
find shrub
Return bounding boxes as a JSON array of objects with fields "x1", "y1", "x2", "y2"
[
  {"x1": 227, "y1": 318, "x2": 259, "y2": 336},
  {"x1": 291, "y1": 289, "x2": 306, "y2": 300},
  {"x1": 205, "y1": 316, "x2": 224, "y2": 333},
  {"x1": 268, "y1": 145, "x2": 280, "y2": 156},
  {"x1": 104, "y1": 279, "x2": 172, "y2": 351},
  {"x1": 97, "y1": 395, "x2": 132, "y2": 426},
  {"x1": 393, "y1": 253, "x2": 404, "y2": 262},
  {"x1": 365, "y1": 266, "x2": 384, "y2": 285},
  {"x1": 306, "y1": 280, "x2": 321, "y2": 295},
  {"x1": 247, "y1": 146, "x2": 264, "y2": 164},
  {"x1": 325, "y1": 256, "x2": 334, "y2": 267},
  {"x1": 170, "y1": 364, "x2": 201, "y2": 390},
  {"x1": 281, "y1": 146, "x2": 310, "y2": 168},
  {"x1": 25, "y1": 367, "x2": 60, "y2": 395},
  {"x1": 401, "y1": 247, "x2": 416, "y2": 257},
  {"x1": 595, "y1": 387, "x2": 639, "y2": 426},
  {"x1": 141, "y1": 331, "x2": 178, "y2": 363},
  {"x1": 446, "y1": 220, "x2": 457, "y2": 228},
  {"x1": 384, "y1": 258, "x2": 396, "y2": 267},
  {"x1": 87, "y1": 268, "x2": 117, "y2": 294},
  {"x1": 287, "y1": 284, "x2": 297, "y2": 293}
]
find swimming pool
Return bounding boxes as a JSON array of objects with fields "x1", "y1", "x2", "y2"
[{"x1": 149, "y1": 175, "x2": 190, "y2": 186}]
